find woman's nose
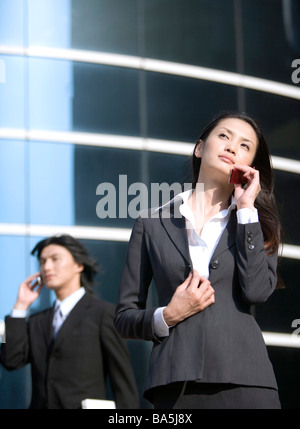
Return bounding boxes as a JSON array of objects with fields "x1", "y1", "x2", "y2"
[{"x1": 225, "y1": 143, "x2": 236, "y2": 155}]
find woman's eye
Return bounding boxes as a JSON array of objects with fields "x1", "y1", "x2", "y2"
[
  {"x1": 241, "y1": 143, "x2": 250, "y2": 150},
  {"x1": 219, "y1": 133, "x2": 228, "y2": 139}
]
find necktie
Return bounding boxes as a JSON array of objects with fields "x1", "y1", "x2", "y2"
[{"x1": 52, "y1": 304, "x2": 64, "y2": 339}]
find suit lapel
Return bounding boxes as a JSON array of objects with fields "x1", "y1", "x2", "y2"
[
  {"x1": 53, "y1": 293, "x2": 90, "y2": 347},
  {"x1": 42, "y1": 306, "x2": 55, "y2": 349},
  {"x1": 159, "y1": 199, "x2": 192, "y2": 267},
  {"x1": 210, "y1": 209, "x2": 237, "y2": 260},
  {"x1": 159, "y1": 200, "x2": 237, "y2": 269}
]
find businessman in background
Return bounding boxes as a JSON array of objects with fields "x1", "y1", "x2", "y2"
[{"x1": 0, "y1": 234, "x2": 139, "y2": 409}]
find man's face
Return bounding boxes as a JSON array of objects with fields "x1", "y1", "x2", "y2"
[{"x1": 39, "y1": 244, "x2": 83, "y2": 292}]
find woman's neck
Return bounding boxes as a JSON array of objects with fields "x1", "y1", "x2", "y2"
[{"x1": 187, "y1": 181, "x2": 232, "y2": 235}]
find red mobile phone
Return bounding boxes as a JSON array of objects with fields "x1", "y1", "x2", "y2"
[{"x1": 229, "y1": 169, "x2": 247, "y2": 184}]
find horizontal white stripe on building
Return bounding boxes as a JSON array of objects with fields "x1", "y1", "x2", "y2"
[
  {"x1": 1, "y1": 45, "x2": 300, "y2": 100},
  {"x1": 0, "y1": 314, "x2": 299, "y2": 349},
  {"x1": 263, "y1": 332, "x2": 300, "y2": 349},
  {"x1": 0, "y1": 223, "x2": 132, "y2": 242},
  {"x1": 280, "y1": 244, "x2": 300, "y2": 260},
  {"x1": 0, "y1": 223, "x2": 299, "y2": 261},
  {"x1": 1, "y1": 128, "x2": 300, "y2": 175}
]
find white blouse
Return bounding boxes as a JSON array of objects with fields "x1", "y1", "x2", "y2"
[{"x1": 153, "y1": 190, "x2": 259, "y2": 337}]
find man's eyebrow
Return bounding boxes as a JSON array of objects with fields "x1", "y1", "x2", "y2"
[{"x1": 39, "y1": 253, "x2": 60, "y2": 261}]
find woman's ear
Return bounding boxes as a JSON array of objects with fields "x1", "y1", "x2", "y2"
[{"x1": 194, "y1": 139, "x2": 203, "y2": 158}]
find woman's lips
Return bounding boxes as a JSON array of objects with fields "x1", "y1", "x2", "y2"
[{"x1": 219, "y1": 155, "x2": 234, "y2": 164}]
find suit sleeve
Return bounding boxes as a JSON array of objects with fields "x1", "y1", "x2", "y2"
[
  {"x1": 0, "y1": 316, "x2": 30, "y2": 370},
  {"x1": 236, "y1": 222, "x2": 278, "y2": 304},
  {"x1": 100, "y1": 303, "x2": 140, "y2": 409},
  {"x1": 114, "y1": 216, "x2": 157, "y2": 341}
]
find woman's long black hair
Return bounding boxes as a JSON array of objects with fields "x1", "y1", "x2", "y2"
[{"x1": 192, "y1": 111, "x2": 283, "y2": 256}]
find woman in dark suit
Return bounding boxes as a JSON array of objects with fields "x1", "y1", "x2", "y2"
[{"x1": 115, "y1": 112, "x2": 282, "y2": 409}]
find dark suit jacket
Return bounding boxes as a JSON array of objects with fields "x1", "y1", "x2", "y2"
[
  {"x1": 115, "y1": 199, "x2": 279, "y2": 402},
  {"x1": 0, "y1": 293, "x2": 139, "y2": 409}
]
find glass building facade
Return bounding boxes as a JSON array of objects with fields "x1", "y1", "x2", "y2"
[{"x1": 0, "y1": 0, "x2": 300, "y2": 409}]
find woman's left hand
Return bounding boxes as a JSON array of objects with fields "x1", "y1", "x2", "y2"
[{"x1": 233, "y1": 164, "x2": 261, "y2": 211}]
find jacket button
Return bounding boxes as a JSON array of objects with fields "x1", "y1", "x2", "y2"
[
  {"x1": 211, "y1": 259, "x2": 220, "y2": 269},
  {"x1": 248, "y1": 244, "x2": 255, "y2": 250}
]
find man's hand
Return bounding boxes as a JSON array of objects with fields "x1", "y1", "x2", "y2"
[{"x1": 14, "y1": 273, "x2": 43, "y2": 311}]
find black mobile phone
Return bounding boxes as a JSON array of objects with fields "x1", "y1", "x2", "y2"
[
  {"x1": 31, "y1": 276, "x2": 42, "y2": 291},
  {"x1": 229, "y1": 169, "x2": 247, "y2": 185}
]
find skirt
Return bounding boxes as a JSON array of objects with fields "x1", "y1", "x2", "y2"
[{"x1": 152, "y1": 382, "x2": 281, "y2": 409}]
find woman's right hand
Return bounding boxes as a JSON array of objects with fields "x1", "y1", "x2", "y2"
[
  {"x1": 14, "y1": 273, "x2": 43, "y2": 311},
  {"x1": 163, "y1": 270, "x2": 215, "y2": 327}
]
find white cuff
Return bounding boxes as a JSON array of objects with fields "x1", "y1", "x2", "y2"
[
  {"x1": 153, "y1": 307, "x2": 170, "y2": 337},
  {"x1": 10, "y1": 308, "x2": 27, "y2": 318},
  {"x1": 237, "y1": 207, "x2": 259, "y2": 224}
]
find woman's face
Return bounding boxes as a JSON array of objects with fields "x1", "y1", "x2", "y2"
[{"x1": 195, "y1": 118, "x2": 258, "y2": 182}]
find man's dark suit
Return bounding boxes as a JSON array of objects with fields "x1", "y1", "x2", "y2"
[
  {"x1": 0, "y1": 293, "x2": 139, "y2": 409},
  {"x1": 115, "y1": 199, "x2": 279, "y2": 402}
]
